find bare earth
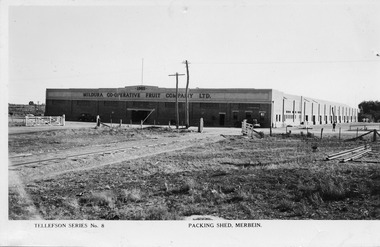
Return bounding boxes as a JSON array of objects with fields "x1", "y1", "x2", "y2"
[{"x1": 8, "y1": 123, "x2": 380, "y2": 220}]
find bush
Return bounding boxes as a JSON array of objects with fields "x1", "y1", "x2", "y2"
[
  {"x1": 306, "y1": 132, "x2": 314, "y2": 138},
  {"x1": 79, "y1": 191, "x2": 115, "y2": 208},
  {"x1": 121, "y1": 188, "x2": 143, "y2": 202},
  {"x1": 318, "y1": 178, "x2": 347, "y2": 201},
  {"x1": 145, "y1": 205, "x2": 176, "y2": 220},
  {"x1": 258, "y1": 131, "x2": 264, "y2": 138},
  {"x1": 276, "y1": 199, "x2": 294, "y2": 212}
]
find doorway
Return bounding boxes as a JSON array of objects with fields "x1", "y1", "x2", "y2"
[
  {"x1": 219, "y1": 113, "x2": 226, "y2": 126},
  {"x1": 131, "y1": 110, "x2": 149, "y2": 123},
  {"x1": 128, "y1": 108, "x2": 154, "y2": 124}
]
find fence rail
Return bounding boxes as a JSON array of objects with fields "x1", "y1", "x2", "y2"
[
  {"x1": 349, "y1": 123, "x2": 380, "y2": 131},
  {"x1": 242, "y1": 119, "x2": 263, "y2": 138},
  {"x1": 25, "y1": 115, "x2": 65, "y2": 127}
]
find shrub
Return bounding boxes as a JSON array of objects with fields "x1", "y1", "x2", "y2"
[
  {"x1": 276, "y1": 199, "x2": 294, "y2": 212},
  {"x1": 317, "y1": 176, "x2": 347, "y2": 201},
  {"x1": 121, "y1": 188, "x2": 143, "y2": 202},
  {"x1": 145, "y1": 205, "x2": 179, "y2": 220},
  {"x1": 257, "y1": 131, "x2": 264, "y2": 138},
  {"x1": 306, "y1": 132, "x2": 314, "y2": 138},
  {"x1": 169, "y1": 177, "x2": 197, "y2": 195},
  {"x1": 79, "y1": 191, "x2": 115, "y2": 208}
]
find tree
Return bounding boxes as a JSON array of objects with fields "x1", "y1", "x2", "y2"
[
  {"x1": 358, "y1": 100, "x2": 380, "y2": 122},
  {"x1": 29, "y1": 101, "x2": 34, "y2": 105}
]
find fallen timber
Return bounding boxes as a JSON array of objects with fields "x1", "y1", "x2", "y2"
[
  {"x1": 340, "y1": 148, "x2": 372, "y2": 163},
  {"x1": 326, "y1": 145, "x2": 368, "y2": 160},
  {"x1": 326, "y1": 144, "x2": 373, "y2": 163}
]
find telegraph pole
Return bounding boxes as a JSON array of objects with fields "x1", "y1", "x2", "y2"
[
  {"x1": 169, "y1": 72, "x2": 185, "y2": 129},
  {"x1": 185, "y1": 60, "x2": 190, "y2": 128}
]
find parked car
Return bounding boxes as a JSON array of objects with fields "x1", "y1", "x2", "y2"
[{"x1": 79, "y1": 113, "x2": 96, "y2": 122}]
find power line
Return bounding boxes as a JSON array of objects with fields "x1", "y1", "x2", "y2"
[{"x1": 191, "y1": 59, "x2": 380, "y2": 65}]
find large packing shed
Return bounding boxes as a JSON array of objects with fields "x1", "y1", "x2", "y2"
[{"x1": 45, "y1": 85, "x2": 358, "y2": 128}]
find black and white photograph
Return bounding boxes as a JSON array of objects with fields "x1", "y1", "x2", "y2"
[{"x1": 1, "y1": 0, "x2": 380, "y2": 246}]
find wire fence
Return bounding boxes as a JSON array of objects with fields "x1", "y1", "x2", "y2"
[{"x1": 25, "y1": 115, "x2": 65, "y2": 126}]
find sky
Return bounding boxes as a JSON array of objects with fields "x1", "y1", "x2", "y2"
[{"x1": 4, "y1": 0, "x2": 380, "y2": 108}]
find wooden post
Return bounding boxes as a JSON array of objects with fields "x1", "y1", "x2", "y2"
[
  {"x1": 185, "y1": 60, "x2": 190, "y2": 129},
  {"x1": 140, "y1": 120, "x2": 143, "y2": 130},
  {"x1": 270, "y1": 123, "x2": 272, "y2": 136},
  {"x1": 119, "y1": 119, "x2": 122, "y2": 128},
  {"x1": 339, "y1": 127, "x2": 341, "y2": 140},
  {"x1": 175, "y1": 74, "x2": 179, "y2": 130},
  {"x1": 373, "y1": 130, "x2": 377, "y2": 142},
  {"x1": 270, "y1": 101, "x2": 273, "y2": 136},
  {"x1": 282, "y1": 97, "x2": 285, "y2": 127},
  {"x1": 320, "y1": 128, "x2": 323, "y2": 139},
  {"x1": 198, "y1": 118, "x2": 203, "y2": 133},
  {"x1": 169, "y1": 72, "x2": 185, "y2": 130},
  {"x1": 96, "y1": 115, "x2": 100, "y2": 127},
  {"x1": 62, "y1": 114, "x2": 66, "y2": 126}
]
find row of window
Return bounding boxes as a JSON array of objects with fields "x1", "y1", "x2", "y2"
[
  {"x1": 285, "y1": 110, "x2": 301, "y2": 114},
  {"x1": 276, "y1": 114, "x2": 356, "y2": 122},
  {"x1": 276, "y1": 114, "x2": 298, "y2": 122}
]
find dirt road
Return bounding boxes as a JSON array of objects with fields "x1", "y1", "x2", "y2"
[{"x1": 9, "y1": 126, "x2": 241, "y2": 184}]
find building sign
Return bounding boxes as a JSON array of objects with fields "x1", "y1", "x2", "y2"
[
  {"x1": 47, "y1": 87, "x2": 270, "y2": 102},
  {"x1": 81, "y1": 92, "x2": 213, "y2": 99},
  {"x1": 83, "y1": 92, "x2": 104, "y2": 97}
]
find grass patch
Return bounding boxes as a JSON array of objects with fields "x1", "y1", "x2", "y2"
[{"x1": 12, "y1": 136, "x2": 380, "y2": 220}]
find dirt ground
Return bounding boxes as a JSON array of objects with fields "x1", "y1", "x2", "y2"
[{"x1": 8, "y1": 123, "x2": 380, "y2": 220}]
